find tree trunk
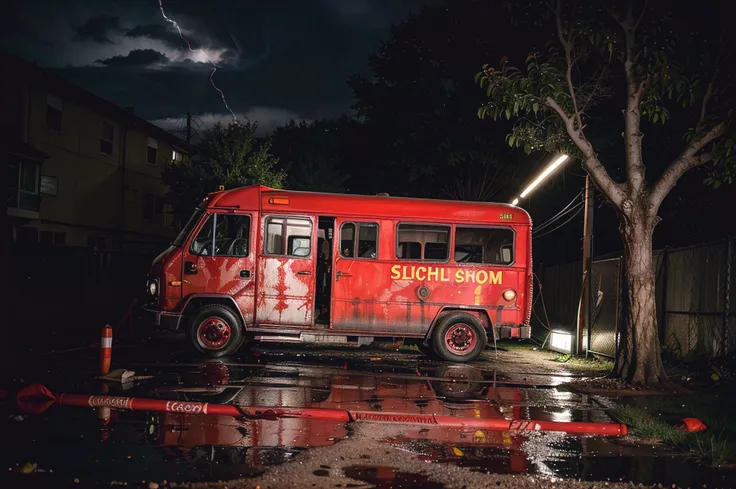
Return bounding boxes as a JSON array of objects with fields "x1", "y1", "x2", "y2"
[{"x1": 613, "y1": 206, "x2": 670, "y2": 387}]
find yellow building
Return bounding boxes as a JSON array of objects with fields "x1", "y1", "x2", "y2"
[{"x1": 3, "y1": 52, "x2": 193, "y2": 254}]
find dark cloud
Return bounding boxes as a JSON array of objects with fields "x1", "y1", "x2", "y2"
[
  {"x1": 96, "y1": 49, "x2": 168, "y2": 67},
  {"x1": 74, "y1": 14, "x2": 122, "y2": 44},
  {"x1": 6, "y1": 0, "x2": 435, "y2": 126},
  {"x1": 124, "y1": 23, "x2": 191, "y2": 49}
]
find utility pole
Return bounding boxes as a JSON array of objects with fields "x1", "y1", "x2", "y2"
[
  {"x1": 186, "y1": 111, "x2": 192, "y2": 144},
  {"x1": 577, "y1": 175, "x2": 594, "y2": 355}
]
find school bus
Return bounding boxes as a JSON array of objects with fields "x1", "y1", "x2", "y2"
[{"x1": 143, "y1": 185, "x2": 532, "y2": 362}]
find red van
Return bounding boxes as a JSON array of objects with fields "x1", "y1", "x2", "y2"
[{"x1": 143, "y1": 186, "x2": 532, "y2": 361}]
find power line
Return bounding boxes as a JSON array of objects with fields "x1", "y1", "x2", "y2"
[
  {"x1": 533, "y1": 204, "x2": 584, "y2": 240},
  {"x1": 533, "y1": 191, "x2": 584, "y2": 233}
]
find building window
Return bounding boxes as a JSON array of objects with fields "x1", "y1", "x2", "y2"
[
  {"x1": 100, "y1": 121, "x2": 114, "y2": 155},
  {"x1": 8, "y1": 161, "x2": 41, "y2": 211},
  {"x1": 46, "y1": 94, "x2": 62, "y2": 132},
  {"x1": 40, "y1": 230, "x2": 66, "y2": 246},
  {"x1": 340, "y1": 222, "x2": 378, "y2": 259},
  {"x1": 40, "y1": 175, "x2": 58, "y2": 196},
  {"x1": 147, "y1": 138, "x2": 158, "y2": 165},
  {"x1": 172, "y1": 149, "x2": 185, "y2": 163},
  {"x1": 264, "y1": 216, "x2": 312, "y2": 257},
  {"x1": 396, "y1": 223, "x2": 450, "y2": 261},
  {"x1": 454, "y1": 227, "x2": 514, "y2": 265}
]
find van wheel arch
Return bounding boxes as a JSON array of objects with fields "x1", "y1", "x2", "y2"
[
  {"x1": 182, "y1": 295, "x2": 247, "y2": 329},
  {"x1": 426, "y1": 308, "x2": 491, "y2": 342}
]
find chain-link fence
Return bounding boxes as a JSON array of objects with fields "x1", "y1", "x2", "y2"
[
  {"x1": 588, "y1": 258, "x2": 622, "y2": 357},
  {"x1": 532, "y1": 236, "x2": 735, "y2": 360}
]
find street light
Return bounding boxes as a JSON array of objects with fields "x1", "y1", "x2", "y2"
[
  {"x1": 510, "y1": 153, "x2": 569, "y2": 205},
  {"x1": 509, "y1": 152, "x2": 593, "y2": 357}
]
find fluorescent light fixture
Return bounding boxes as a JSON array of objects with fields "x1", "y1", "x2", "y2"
[
  {"x1": 519, "y1": 154, "x2": 569, "y2": 198},
  {"x1": 511, "y1": 198, "x2": 519, "y2": 206}
]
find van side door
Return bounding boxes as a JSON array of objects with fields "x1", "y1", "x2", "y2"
[
  {"x1": 255, "y1": 214, "x2": 317, "y2": 327},
  {"x1": 330, "y1": 219, "x2": 386, "y2": 332}
]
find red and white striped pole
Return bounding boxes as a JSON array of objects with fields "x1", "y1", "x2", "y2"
[{"x1": 99, "y1": 325, "x2": 113, "y2": 376}]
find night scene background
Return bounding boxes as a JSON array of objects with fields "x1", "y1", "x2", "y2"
[{"x1": 2, "y1": 0, "x2": 736, "y2": 486}]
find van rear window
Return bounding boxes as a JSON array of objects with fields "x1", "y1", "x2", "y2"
[{"x1": 455, "y1": 227, "x2": 514, "y2": 265}]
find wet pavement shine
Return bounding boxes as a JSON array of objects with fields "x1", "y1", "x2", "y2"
[{"x1": 2, "y1": 338, "x2": 734, "y2": 489}]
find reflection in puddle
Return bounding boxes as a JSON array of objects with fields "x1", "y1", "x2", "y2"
[
  {"x1": 344, "y1": 466, "x2": 446, "y2": 489},
  {"x1": 5, "y1": 358, "x2": 733, "y2": 488}
]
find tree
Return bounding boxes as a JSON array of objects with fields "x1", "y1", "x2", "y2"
[
  {"x1": 163, "y1": 121, "x2": 285, "y2": 216},
  {"x1": 270, "y1": 120, "x2": 349, "y2": 193},
  {"x1": 475, "y1": 0, "x2": 735, "y2": 387},
  {"x1": 349, "y1": 0, "x2": 541, "y2": 199}
]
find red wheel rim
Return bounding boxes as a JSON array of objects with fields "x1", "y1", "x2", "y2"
[
  {"x1": 197, "y1": 317, "x2": 231, "y2": 350},
  {"x1": 444, "y1": 323, "x2": 477, "y2": 355}
]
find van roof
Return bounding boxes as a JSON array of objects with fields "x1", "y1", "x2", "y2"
[{"x1": 207, "y1": 185, "x2": 532, "y2": 226}]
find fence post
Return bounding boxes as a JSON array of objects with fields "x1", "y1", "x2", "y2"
[
  {"x1": 659, "y1": 247, "x2": 668, "y2": 344},
  {"x1": 724, "y1": 235, "x2": 732, "y2": 358}
]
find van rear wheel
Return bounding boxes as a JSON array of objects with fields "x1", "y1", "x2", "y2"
[
  {"x1": 187, "y1": 304, "x2": 245, "y2": 358},
  {"x1": 432, "y1": 312, "x2": 486, "y2": 362}
]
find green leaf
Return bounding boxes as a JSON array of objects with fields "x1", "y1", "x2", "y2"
[
  {"x1": 508, "y1": 135, "x2": 516, "y2": 147},
  {"x1": 505, "y1": 108, "x2": 511, "y2": 120},
  {"x1": 533, "y1": 102, "x2": 539, "y2": 114},
  {"x1": 524, "y1": 143, "x2": 532, "y2": 154},
  {"x1": 513, "y1": 101, "x2": 519, "y2": 115},
  {"x1": 653, "y1": 113, "x2": 659, "y2": 124}
]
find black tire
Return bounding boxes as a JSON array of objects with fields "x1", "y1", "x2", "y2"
[
  {"x1": 186, "y1": 304, "x2": 245, "y2": 358},
  {"x1": 432, "y1": 312, "x2": 487, "y2": 362}
]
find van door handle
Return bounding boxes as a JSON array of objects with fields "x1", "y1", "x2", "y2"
[
  {"x1": 336, "y1": 271, "x2": 352, "y2": 282},
  {"x1": 297, "y1": 271, "x2": 312, "y2": 276},
  {"x1": 240, "y1": 270, "x2": 251, "y2": 278}
]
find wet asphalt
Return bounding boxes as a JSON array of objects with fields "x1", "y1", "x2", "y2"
[{"x1": 2, "y1": 335, "x2": 734, "y2": 489}]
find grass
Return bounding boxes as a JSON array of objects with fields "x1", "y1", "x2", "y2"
[
  {"x1": 550, "y1": 351, "x2": 614, "y2": 373},
  {"x1": 611, "y1": 389, "x2": 736, "y2": 467}
]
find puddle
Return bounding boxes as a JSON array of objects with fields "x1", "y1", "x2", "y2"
[
  {"x1": 3, "y1": 344, "x2": 735, "y2": 488},
  {"x1": 344, "y1": 465, "x2": 445, "y2": 489}
]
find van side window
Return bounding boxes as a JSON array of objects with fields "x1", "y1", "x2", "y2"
[
  {"x1": 190, "y1": 215, "x2": 214, "y2": 256},
  {"x1": 190, "y1": 214, "x2": 251, "y2": 257},
  {"x1": 454, "y1": 227, "x2": 514, "y2": 265},
  {"x1": 265, "y1": 216, "x2": 312, "y2": 257},
  {"x1": 396, "y1": 223, "x2": 450, "y2": 261},
  {"x1": 340, "y1": 222, "x2": 378, "y2": 259},
  {"x1": 213, "y1": 214, "x2": 250, "y2": 257}
]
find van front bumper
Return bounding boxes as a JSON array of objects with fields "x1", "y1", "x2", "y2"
[{"x1": 142, "y1": 306, "x2": 184, "y2": 331}]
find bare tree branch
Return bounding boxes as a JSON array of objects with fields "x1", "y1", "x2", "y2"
[
  {"x1": 552, "y1": 0, "x2": 584, "y2": 134},
  {"x1": 649, "y1": 122, "x2": 727, "y2": 211},
  {"x1": 545, "y1": 96, "x2": 625, "y2": 207}
]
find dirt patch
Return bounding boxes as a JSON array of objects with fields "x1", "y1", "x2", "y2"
[{"x1": 174, "y1": 424, "x2": 642, "y2": 489}]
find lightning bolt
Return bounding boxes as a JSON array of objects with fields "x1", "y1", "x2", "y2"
[{"x1": 158, "y1": 0, "x2": 237, "y2": 122}]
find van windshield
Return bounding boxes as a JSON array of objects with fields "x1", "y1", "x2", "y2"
[{"x1": 172, "y1": 206, "x2": 204, "y2": 247}]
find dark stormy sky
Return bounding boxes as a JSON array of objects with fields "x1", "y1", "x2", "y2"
[{"x1": 3, "y1": 0, "x2": 433, "y2": 136}]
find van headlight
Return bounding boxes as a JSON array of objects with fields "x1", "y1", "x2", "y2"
[{"x1": 147, "y1": 279, "x2": 158, "y2": 296}]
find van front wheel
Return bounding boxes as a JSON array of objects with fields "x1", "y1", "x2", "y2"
[
  {"x1": 187, "y1": 305, "x2": 244, "y2": 358},
  {"x1": 432, "y1": 312, "x2": 486, "y2": 362}
]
